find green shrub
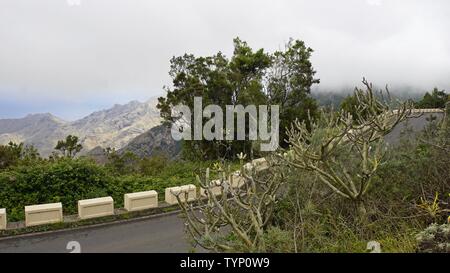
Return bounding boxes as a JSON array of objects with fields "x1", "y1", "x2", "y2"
[
  {"x1": 416, "y1": 223, "x2": 450, "y2": 253},
  {"x1": 0, "y1": 158, "x2": 113, "y2": 221},
  {"x1": 0, "y1": 157, "x2": 238, "y2": 222}
]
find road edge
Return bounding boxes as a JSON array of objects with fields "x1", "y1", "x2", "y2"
[{"x1": 0, "y1": 208, "x2": 183, "y2": 242}]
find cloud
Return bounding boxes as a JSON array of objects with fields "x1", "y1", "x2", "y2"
[
  {"x1": 366, "y1": 0, "x2": 382, "y2": 6},
  {"x1": 0, "y1": 0, "x2": 449, "y2": 119}
]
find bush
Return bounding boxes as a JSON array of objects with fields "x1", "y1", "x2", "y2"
[
  {"x1": 0, "y1": 156, "x2": 238, "y2": 222},
  {"x1": 139, "y1": 154, "x2": 169, "y2": 176},
  {"x1": 262, "y1": 227, "x2": 295, "y2": 253},
  {"x1": 264, "y1": 109, "x2": 450, "y2": 253},
  {"x1": 0, "y1": 157, "x2": 114, "y2": 221},
  {"x1": 416, "y1": 223, "x2": 450, "y2": 253}
]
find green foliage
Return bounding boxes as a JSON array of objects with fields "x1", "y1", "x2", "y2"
[
  {"x1": 267, "y1": 39, "x2": 320, "y2": 147},
  {"x1": 0, "y1": 157, "x2": 112, "y2": 221},
  {"x1": 339, "y1": 88, "x2": 386, "y2": 123},
  {"x1": 0, "y1": 142, "x2": 21, "y2": 169},
  {"x1": 20, "y1": 144, "x2": 41, "y2": 164},
  {"x1": 139, "y1": 154, "x2": 169, "y2": 176},
  {"x1": 416, "y1": 223, "x2": 450, "y2": 253},
  {"x1": 262, "y1": 227, "x2": 295, "y2": 253},
  {"x1": 374, "y1": 118, "x2": 450, "y2": 223},
  {"x1": 157, "y1": 37, "x2": 319, "y2": 159},
  {"x1": 0, "y1": 154, "x2": 235, "y2": 222},
  {"x1": 340, "y1": 94, "x2": 360, "y2": 120},
  {"x1": 270, "y1": 164, "x2": 426, "y2": 253},
  {"x1": 415, "y1": 87, "x2": 449, "y2": 109},
  {"x1": 312, "y1": 91, "x2": 350, "y2": 109},
  {"x1": 0, "y1": 142, "x2": 41, "y2": 170},
  {"x1": 212, "y1": 89, "x2": 448, "y2": 253},
  {"x1": 267, "y1": 111, "x2": 449, "y2": 253},
  {"x1": 176, "y1": 97, "x2": 448, "y2": 253},
  {"x1": 105, "y1": 149, "x2": 140, "y2": 175},
  {"x1": 54, "y1": 135, "x2": 83, "y2": 158}
]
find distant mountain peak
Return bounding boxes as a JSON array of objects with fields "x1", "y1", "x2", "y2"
[
  {"x1": 20, "y1": 112, "x2": 58, "y2": 119},
  {"x1": 0, "y1": 98, "x2": 162, "y2": 157}
]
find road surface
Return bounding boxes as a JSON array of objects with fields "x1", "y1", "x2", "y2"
[{"x1": 0, "y1": 213, "x2": 201, "y2": 253}]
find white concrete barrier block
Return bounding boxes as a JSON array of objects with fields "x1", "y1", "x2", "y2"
[
  {"x1": 165, "y1": 184, "x2": 196, "y2": 205},
  {"x1": 78, "y1": 196, "x2": 114, "y2": 220},
  {"x1": 200, "y1": 180, "x2": 223, "y2": 197},
  {"x1": 0, "y1": 208, "x2": 6, "y2": 230},
  {"x1": 124, "y1": 190, "x2": 158, "y2": 212},
  {"x1": 25, "y1": 203, "x2": 63, "y2": 227},
  {"x1": 230, "y1": 171, "x2": 245, "y2": 188},
  {"x1": 243, "y1": 162, "x2": 254, "y2": 172},
  {"x1": 243, "y1": 158, "x2": 269, "y2": 173},
  {"x1": 252, "y1": 158, "x2": 269, "y2": 171},
  {"x1": 180, "y1": 184, "x2": 197, "y2": 201}
]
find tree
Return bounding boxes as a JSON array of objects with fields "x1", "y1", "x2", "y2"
[
  {"x1": 157, "y1": 38, "x2": 319, "y2": 160},
  {"x1": 139, "y1": 154, "x2": 169, "y2": 176},
  {"x1": 283, "y1": 79, "x2": 415, "y2": 219},
  {"x1": 340, "y1": 93, "x2": 360, "y2": 120},
  {"x1": 0, "y1": 142, "x2": 22, "y2": 169},
  {"x1": 21, "y1": 144, "x2": 40, "y2": 162},
  {"x1": 340, "y1": 89, "x2": 384, "y2": 123},
  {"x1": 55, "y1": 135, "x2": 83, "y2": 158},
  {"x1": 0, "y1": 142, "x2": 41, "y2": 169},
  {"x1": 178, "y1": 155, "x2": 286, "y2": 252},
  {"x1": 266, "y1": 39, "x2": 320, "y2": 147},
  {"x1": 416, "y1": 88, "x2": 449, "y2": 109},
  {"x1": 105, "y1": 148, "x2": 139, "y2": 174}
]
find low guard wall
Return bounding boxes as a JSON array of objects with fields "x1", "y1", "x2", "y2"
[
  {"x1": 165, "y1": 184, "x2": 196, "y2": 205},
  {"x1": 124, "y1": 190, "x2": 158, "y2": 212},
  {"x1": 200, "y1": 180, "x2": 223, "y2": 197},
  {"x1": 230, "y1": 171, "x2": 245, "y2": 188},
  {"x1": 2, "y1": 157, "x2": 269, "y2": 229},
  {"x1": 25, "y1": 203, "x2": 63, "y2": 227},
  {"x1": 78, "y1": 196, "x2": 114, "y2": 220},
  {"x1": 0, "y1": 208, "x2": 6, "y2": 230},
  {"x1": 252, "y1": 158, "x2": 269, "y2": 171}
]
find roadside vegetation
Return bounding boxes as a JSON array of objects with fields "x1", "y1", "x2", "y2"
[
  {"x1": 168, "y1": 38, "x2": 449, "y2": 253},
  {"x1": 0, "y1": 37, "x2": 449, "y2": 252},
  {"x1": 0, "y1": 142, "x2": 236, "y2": 221},
  {"x1": 179, "y1": 84, "x2": 449, "y2": 253}
]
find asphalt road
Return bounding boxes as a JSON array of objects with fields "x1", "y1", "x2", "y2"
[{"x1": 0, "y1": 213, "x2": 201, "y2": 253}]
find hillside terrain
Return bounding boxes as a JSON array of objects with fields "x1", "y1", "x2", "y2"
[
  {"x1": 0, "y1": 98, "x2": 161, "y2": 156},
  {"x1": 119, "y1": 125, "x2": 181, "y2": 159}
]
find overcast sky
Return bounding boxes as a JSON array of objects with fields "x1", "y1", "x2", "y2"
[{"x1": 1, "y1": 0, "x2": 449, "y2": 120}]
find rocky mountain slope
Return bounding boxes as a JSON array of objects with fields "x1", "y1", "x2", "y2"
[
  {"x1": 118, "y1": 124, "x2": 181, "y2": 159},
  {"x1": 0, "y1": 98, "x2": 162, "y2": 157}
]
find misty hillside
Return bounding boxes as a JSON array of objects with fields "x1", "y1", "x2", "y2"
[{"x1": 311, "y1": 88, "x2": 425, "y2": 109}]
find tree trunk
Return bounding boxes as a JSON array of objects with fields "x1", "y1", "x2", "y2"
[{"x1": 356, "y1": 200, "x2": 368, "y2": 223}]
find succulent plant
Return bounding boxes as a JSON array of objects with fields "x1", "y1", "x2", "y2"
[{"x1": 416, "y1": 223, "x2": 450, "y2": 253}]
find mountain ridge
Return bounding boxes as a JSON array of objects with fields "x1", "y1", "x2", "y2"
[
  {"x1": 118, "y1": 124, "x2": 181, "y2": 159},
  {"x1": 0, "y1": 98, "x2": 162, "y2": 157}
]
